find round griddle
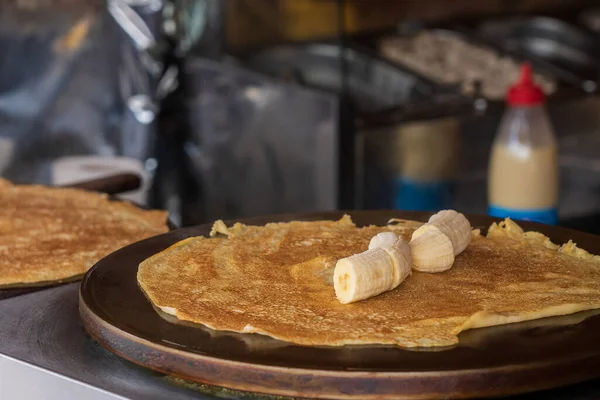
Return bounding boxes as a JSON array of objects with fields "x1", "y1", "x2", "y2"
[{"x1": 79, "y1": 211, "x2": 600, "y2": 399}]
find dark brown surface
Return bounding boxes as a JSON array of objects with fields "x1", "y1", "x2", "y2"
[
  {"x1": 0, "y1": 275, "x2": 82, "y2": 300},
  {"x1": 79, "y1": 210, "x2": 600, "y2": 399},
  {"x1": 0, "y1": 286, "x2": 49, "y2": 300},
  {"x1": 60, "y1": 173, "x2": 142, "y2": 195}
]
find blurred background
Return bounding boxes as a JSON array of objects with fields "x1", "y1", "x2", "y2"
[{"x1": 2, "y1": 0, "x2": 600, "y2": 232}]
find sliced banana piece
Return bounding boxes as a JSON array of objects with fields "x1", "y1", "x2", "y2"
[
  {"x1": 368, "y1": 232, "x2": 399, "y2": 250},
  {"x1": 334, "y1": 237, "x2": 412, "y2": 304},
  {"x1": 410, "y1": 228, "x2": 455, "y2": 273},
  {"x1": 334, "y1": 248, "x2": 395, "y2": 304},
  {"x1": 412, "y1": 210, "x2": 471, "y2": 256},
  {"x1": 380, "y1": 239, "x2": 412, "y2": 286},
  {"x1": 369, "y1": 232, "x2": 412, "y2": 286}
]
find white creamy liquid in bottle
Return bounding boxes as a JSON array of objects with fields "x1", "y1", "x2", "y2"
[{"x1": 488, "y1": 64, "x2": 559, "y2": 225}]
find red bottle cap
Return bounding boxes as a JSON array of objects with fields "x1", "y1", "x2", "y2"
[{"x1": 507, "y1": 63, "x2": 545, "y2": 106}]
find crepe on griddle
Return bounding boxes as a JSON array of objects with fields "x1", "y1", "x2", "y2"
[
  {"x1": 0, "y1": 178, "x2": 168, "y2": 287},
  {"x1": 137, "y1": 216, "x2": 600, "y2": 348}
]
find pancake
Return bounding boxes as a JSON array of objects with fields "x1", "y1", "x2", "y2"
[
  {"x1": 0, "y1": 179, "x2": 168, "y2": 287},
  {"x1": 137, "y1": 216, "x2": 600, "y2": 348}
]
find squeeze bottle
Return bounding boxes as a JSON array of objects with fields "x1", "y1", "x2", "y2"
[{"x1": 488, "y1": 63, "x2": 559, "y2": 225}]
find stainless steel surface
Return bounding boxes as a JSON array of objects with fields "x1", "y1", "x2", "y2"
[
  {"x1": 246, "y1": 42, "x2": 438, "y2": 113},
  {"x1": 479, "y1": 17, "x2": 600, "y2": 89},
  {"x1": 0, "y1": 354, "x2": 125, "y2": 400},
  {"x1": 0, "y1": 284, "x2": 217, "y2": 399}
]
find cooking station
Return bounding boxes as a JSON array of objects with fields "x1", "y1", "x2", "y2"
[
  {"x1": 2, "y1": 218, "x2": 600, "y2": 399},
  {"x1": 3, "y1": 2, "x2": 600, "y2": 399}
]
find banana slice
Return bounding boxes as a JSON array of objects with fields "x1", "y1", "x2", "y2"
[
  {"x1": 380, "y1": 239, "x2": 412, "y2": 286},
  {"x1": 368, "y1": 232, "x2": 399, "y2": 250},
  {"x1": 369, "y1": 232, "x2": 412, "y2": 286},
  {"x1": 334, "y1": 237, "x2": 412, "y2": 304},
  {"x1": 334, "y1": 248, "x2": 395, "y2": 304},
  {"x1": 410, "y1": 228, "x2": 455, "y2": 273},
  {"x1": 412, "y1": 210, "x2": 471, "y2": 256}
]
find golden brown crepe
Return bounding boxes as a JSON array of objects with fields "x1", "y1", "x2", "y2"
[
  {"x1": 0, "y1": 178, "x2": 168, "y2": 287},
  {"x1": 137, "y1": 216, "x2": 600, "y2": 348}
]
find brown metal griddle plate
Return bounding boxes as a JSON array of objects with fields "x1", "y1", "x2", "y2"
[{"x1": 79, "y1": 211, "x2": 600, "y2": 399}]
